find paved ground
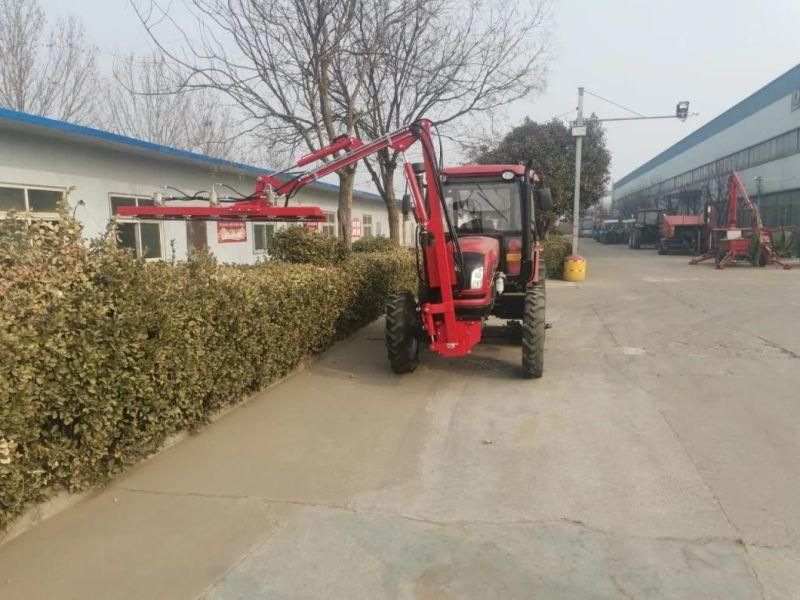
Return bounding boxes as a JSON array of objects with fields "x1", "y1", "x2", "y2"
[{"x1": 1, "y1": 241, "x2": 799, "y2": 599}]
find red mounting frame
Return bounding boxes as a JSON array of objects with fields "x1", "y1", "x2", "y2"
[
  {"x1": 119, "y1": 120, "x2": 485, "y2": 357},
  {"x1": 116, "y1": 200, "x2": 326, "y2": 222},
  {"x1": 690, "y1": 171, "x2": 792, "y2": 270}
]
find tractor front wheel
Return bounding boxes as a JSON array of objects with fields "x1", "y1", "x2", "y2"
[
  {"x1": 385, "y1": 290, "x2": 420, "y2": 374},
  {"x1": 522, "y1": 282, "x2": 546, "y2": 379}
]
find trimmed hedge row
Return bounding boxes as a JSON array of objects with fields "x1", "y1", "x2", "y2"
[
  {"x1": 267, "y1": 226, "x2": 348, "y2": 265},
  {"x1": 352, "y1": 236, "x2": 396, "y2": 253},
  {"x1": 0, "y1": 217, "x2": 415, "y2": 529}
]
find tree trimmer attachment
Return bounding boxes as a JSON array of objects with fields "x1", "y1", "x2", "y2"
[
  {"x1": 119, "y1": 119, "x2": 554, "y2": 378},
  {"x1": 690, "y1": 171, "x2": 793, "y2": 270},
  {"x1": 116, "y1": 175, "x2": 327, "y2": 223}
]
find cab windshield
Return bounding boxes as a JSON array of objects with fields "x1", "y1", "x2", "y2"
[{"x1": 442, "y1": 180, "x2": 521, "y2": 233}]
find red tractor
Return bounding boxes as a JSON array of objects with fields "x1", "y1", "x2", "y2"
[{"x1": 119, "y1": 120, "x2": 553, "y2": 377}]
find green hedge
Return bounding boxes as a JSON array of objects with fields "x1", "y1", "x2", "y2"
[
  {"x1": 0, "y1": 217, "x2": 415, "y2": 529},
  {"x1": 543, "y1": 235, "x2": 572, "y2": 279},
  {"x1": 267, "y1": 226, "x2": 349, "y2": 265},
  {"x1": 352, "y1": 236, "x2": 396, "y2": 253}
]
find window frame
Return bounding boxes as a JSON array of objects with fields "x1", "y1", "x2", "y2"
[
  {"x1": 253, "y1": 222, "x2": 277, "y2": 254},
  {"x1": 0, "y1": 182, "x2": 65, "y2": 221},
  {"x1": 109, "y1": 194, "x2": 165, "y2": 260},
  {"x1": 321, "y1": 211, "x2": 337, "y2": 237},
  {"x1": 362, "y1": 213, "x2": 373, "y2": 237}
]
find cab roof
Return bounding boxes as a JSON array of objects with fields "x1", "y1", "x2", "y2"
[{"x1": 442, "y1": 164, "x2": 540, "y2": 182}]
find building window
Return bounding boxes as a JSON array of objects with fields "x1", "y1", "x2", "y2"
[
  {"x1": 322, "y1": 211, "x2": 337, "y2": 237},
  {"x1": 362, "y1": 214, "x2": 373, "y2": 237},
  {"x1": 375, "y1": 220, "x2": 382, "y2": 237},
  {"x1": 110, "y1": 196, "x2": 163, "y2": 259},
  {"x1": 0, "y1": 184, "x2": 64, "y2": 219},
  {"x1": 253, "y1": 222, "x2": 276, "y2": 253}
]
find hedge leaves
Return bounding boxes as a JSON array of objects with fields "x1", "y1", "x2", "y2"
[{"x1": 0, "y1": 217, "x2": 415, "y2": 529}]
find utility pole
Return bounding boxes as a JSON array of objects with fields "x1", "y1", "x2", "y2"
[
  {"x1": 568, "y1": 91, "x2": 694, "y2": 260},
  {"x1": 571, "y1": 87, "x2": 586, "y2": 256}
]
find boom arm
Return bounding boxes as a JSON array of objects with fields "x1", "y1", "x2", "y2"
[
  {"x1": 120, "y1": 120, "x2": 473, "y2": 351},
  {"x1": 726, "y1": 171, "x2": 764, "y2": 232}
]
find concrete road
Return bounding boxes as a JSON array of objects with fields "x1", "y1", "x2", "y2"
[{"x1": 1, "y1": 241, "x2": 799, "y2": 599}]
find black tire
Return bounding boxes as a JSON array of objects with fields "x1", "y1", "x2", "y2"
[
  {"x1": 522, "y1": 281, "x2": 545, "y2": 379},
  {"x1": 385, "y1": 290, "x2": 420, "y2": 374}
]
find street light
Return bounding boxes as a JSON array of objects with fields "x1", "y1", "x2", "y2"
[{"x1": 569, "y1": 88, "x2": 696, "y2": 260}]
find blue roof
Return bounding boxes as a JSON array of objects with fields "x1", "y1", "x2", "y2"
[
  {"x1": 0, "y1": 106, "x2": 381, "y2": 200},
  {"x1": 614, "y1": 63, "x2": 800, "y2": 190}
]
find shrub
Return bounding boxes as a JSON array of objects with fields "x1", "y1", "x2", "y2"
[
  {"x1": 267, "y1": 226, "x2": 349, "y2": 265},
  {"x1": 352, "y1": 235, "x2": 396, "y2": 253},
  {"x1": 542, "y1": 235, "x2": 572, "y2": 279},
  {"x1": 0, "y1": 216, "x2": 414, "y2": 529}
]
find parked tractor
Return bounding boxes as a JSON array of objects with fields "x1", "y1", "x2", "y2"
[
  {"x1": 628, "y1": 209, "x2": 661, "y2": 249},
  {"x1": 656, "y1": 214, "x2": 706, "y2": 255},
  {"x1": 597, "y1": 219, "x2": 629, "y2": 244},
  {"x1": 118, "y1": 120, "x2": 554, "y2": 378}
]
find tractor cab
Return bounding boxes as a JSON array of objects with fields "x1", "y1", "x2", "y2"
[
  {"x1": 441, "y1": 165, "x2": 548, "y2": 289},
  {"x1": 628, "y1": 208, "x2": 662, "y2": 249},
  {"x1": 405, "y1": 164, "x2": 551, "y2": 337}
]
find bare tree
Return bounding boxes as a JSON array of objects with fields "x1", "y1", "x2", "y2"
[
  {"x1": 131, "y1": 0, "x2": 397, "y2": 246},
  {"x1": 0, "y1": 0, "x2": 99, "y2": 122},
  {"x1": 105, "y1": 53, "x2": 238, "y2": 159},
  {"x1": 353, "y1": 0, "x2": 552, "y2": 243}
]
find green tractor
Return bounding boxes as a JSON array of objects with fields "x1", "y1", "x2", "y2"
[{"x1": 628, "y1": 209, "x2": 661, "y2": 249}]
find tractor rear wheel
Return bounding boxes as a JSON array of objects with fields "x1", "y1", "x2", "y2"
[
  {"x1": 385, "y1": 290, "x2": 420, "y2": 374},
  {"x1": 522, "y1": 281, "x2": 545, "y2": 379}
]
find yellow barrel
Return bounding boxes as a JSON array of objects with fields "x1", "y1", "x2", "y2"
[{"x1": 563, "y1": 254, "x2": 587, "y2": 282}]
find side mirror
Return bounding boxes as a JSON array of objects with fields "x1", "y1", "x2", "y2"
[
  {"x1": 401, "y1": 193, "x2": 412, "y2": 217},
  {"x1": 535, "y1": 188, "x2": 553, "y2": 211}
]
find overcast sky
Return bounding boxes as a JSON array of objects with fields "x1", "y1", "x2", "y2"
[{"x1": 40, "y1": 0, "x2": 800, "y2": 190}]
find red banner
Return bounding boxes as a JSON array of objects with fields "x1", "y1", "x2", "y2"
[{"x1": 217, "y1": 221, "x2": 247, "y2": 243}]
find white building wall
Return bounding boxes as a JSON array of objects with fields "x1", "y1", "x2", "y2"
[
  {"x1": 614, "y1": 93, "x2": 800, "y2": 200},
  {"x1": 0, "y1": 128, "x2": 390, "y2": 263}
]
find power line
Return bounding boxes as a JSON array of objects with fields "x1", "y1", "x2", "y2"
[
  {"x1": 584, "y1": 89, "x2": 645, "y2": 118},
  {"x1": 548, "y1": 108, "x2": 577, "y2": 122}
]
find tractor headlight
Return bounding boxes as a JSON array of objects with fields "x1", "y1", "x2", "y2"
[{"x1": 470, "y1": 266, "x2": 484, "y2": 290}]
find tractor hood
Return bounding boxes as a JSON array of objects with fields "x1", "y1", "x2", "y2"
[
  {"x1": 459, "y1": 235, "x2": 500, "y2": 259},
  {"x1": 457, "y1": 235, "x2": 500, "y2": 296}
]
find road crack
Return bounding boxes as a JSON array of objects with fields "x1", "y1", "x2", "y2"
[{"x1": 755, "y1": 335, "x2": 800, "y2": 359}]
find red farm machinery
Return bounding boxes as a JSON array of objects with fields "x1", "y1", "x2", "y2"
[
  {"x1": 119, "y1": 120, "x2": 554, "y2": 378},
  {"x1": 690, "y1": 171, "x2": 792, "y2": 270}
]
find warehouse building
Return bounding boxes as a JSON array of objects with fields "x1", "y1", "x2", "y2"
[
  {"x1": 613, "y1": 64, "x2": 800, "y2": 231},
  {"x1": 0, "y1": 108, "x2": 388, "y2": 263}
]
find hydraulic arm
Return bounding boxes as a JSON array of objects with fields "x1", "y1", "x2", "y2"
[{"x1": 120, "y1": 120, "x2": 478, "y2": 355}]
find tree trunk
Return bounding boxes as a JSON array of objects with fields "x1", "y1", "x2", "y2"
[
  {"x1": 337, "y1": 166, "x2": 356, "y2": 247},
  {"x1": 382, "y1": 165, "x2": 402, "y2": 245}
]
